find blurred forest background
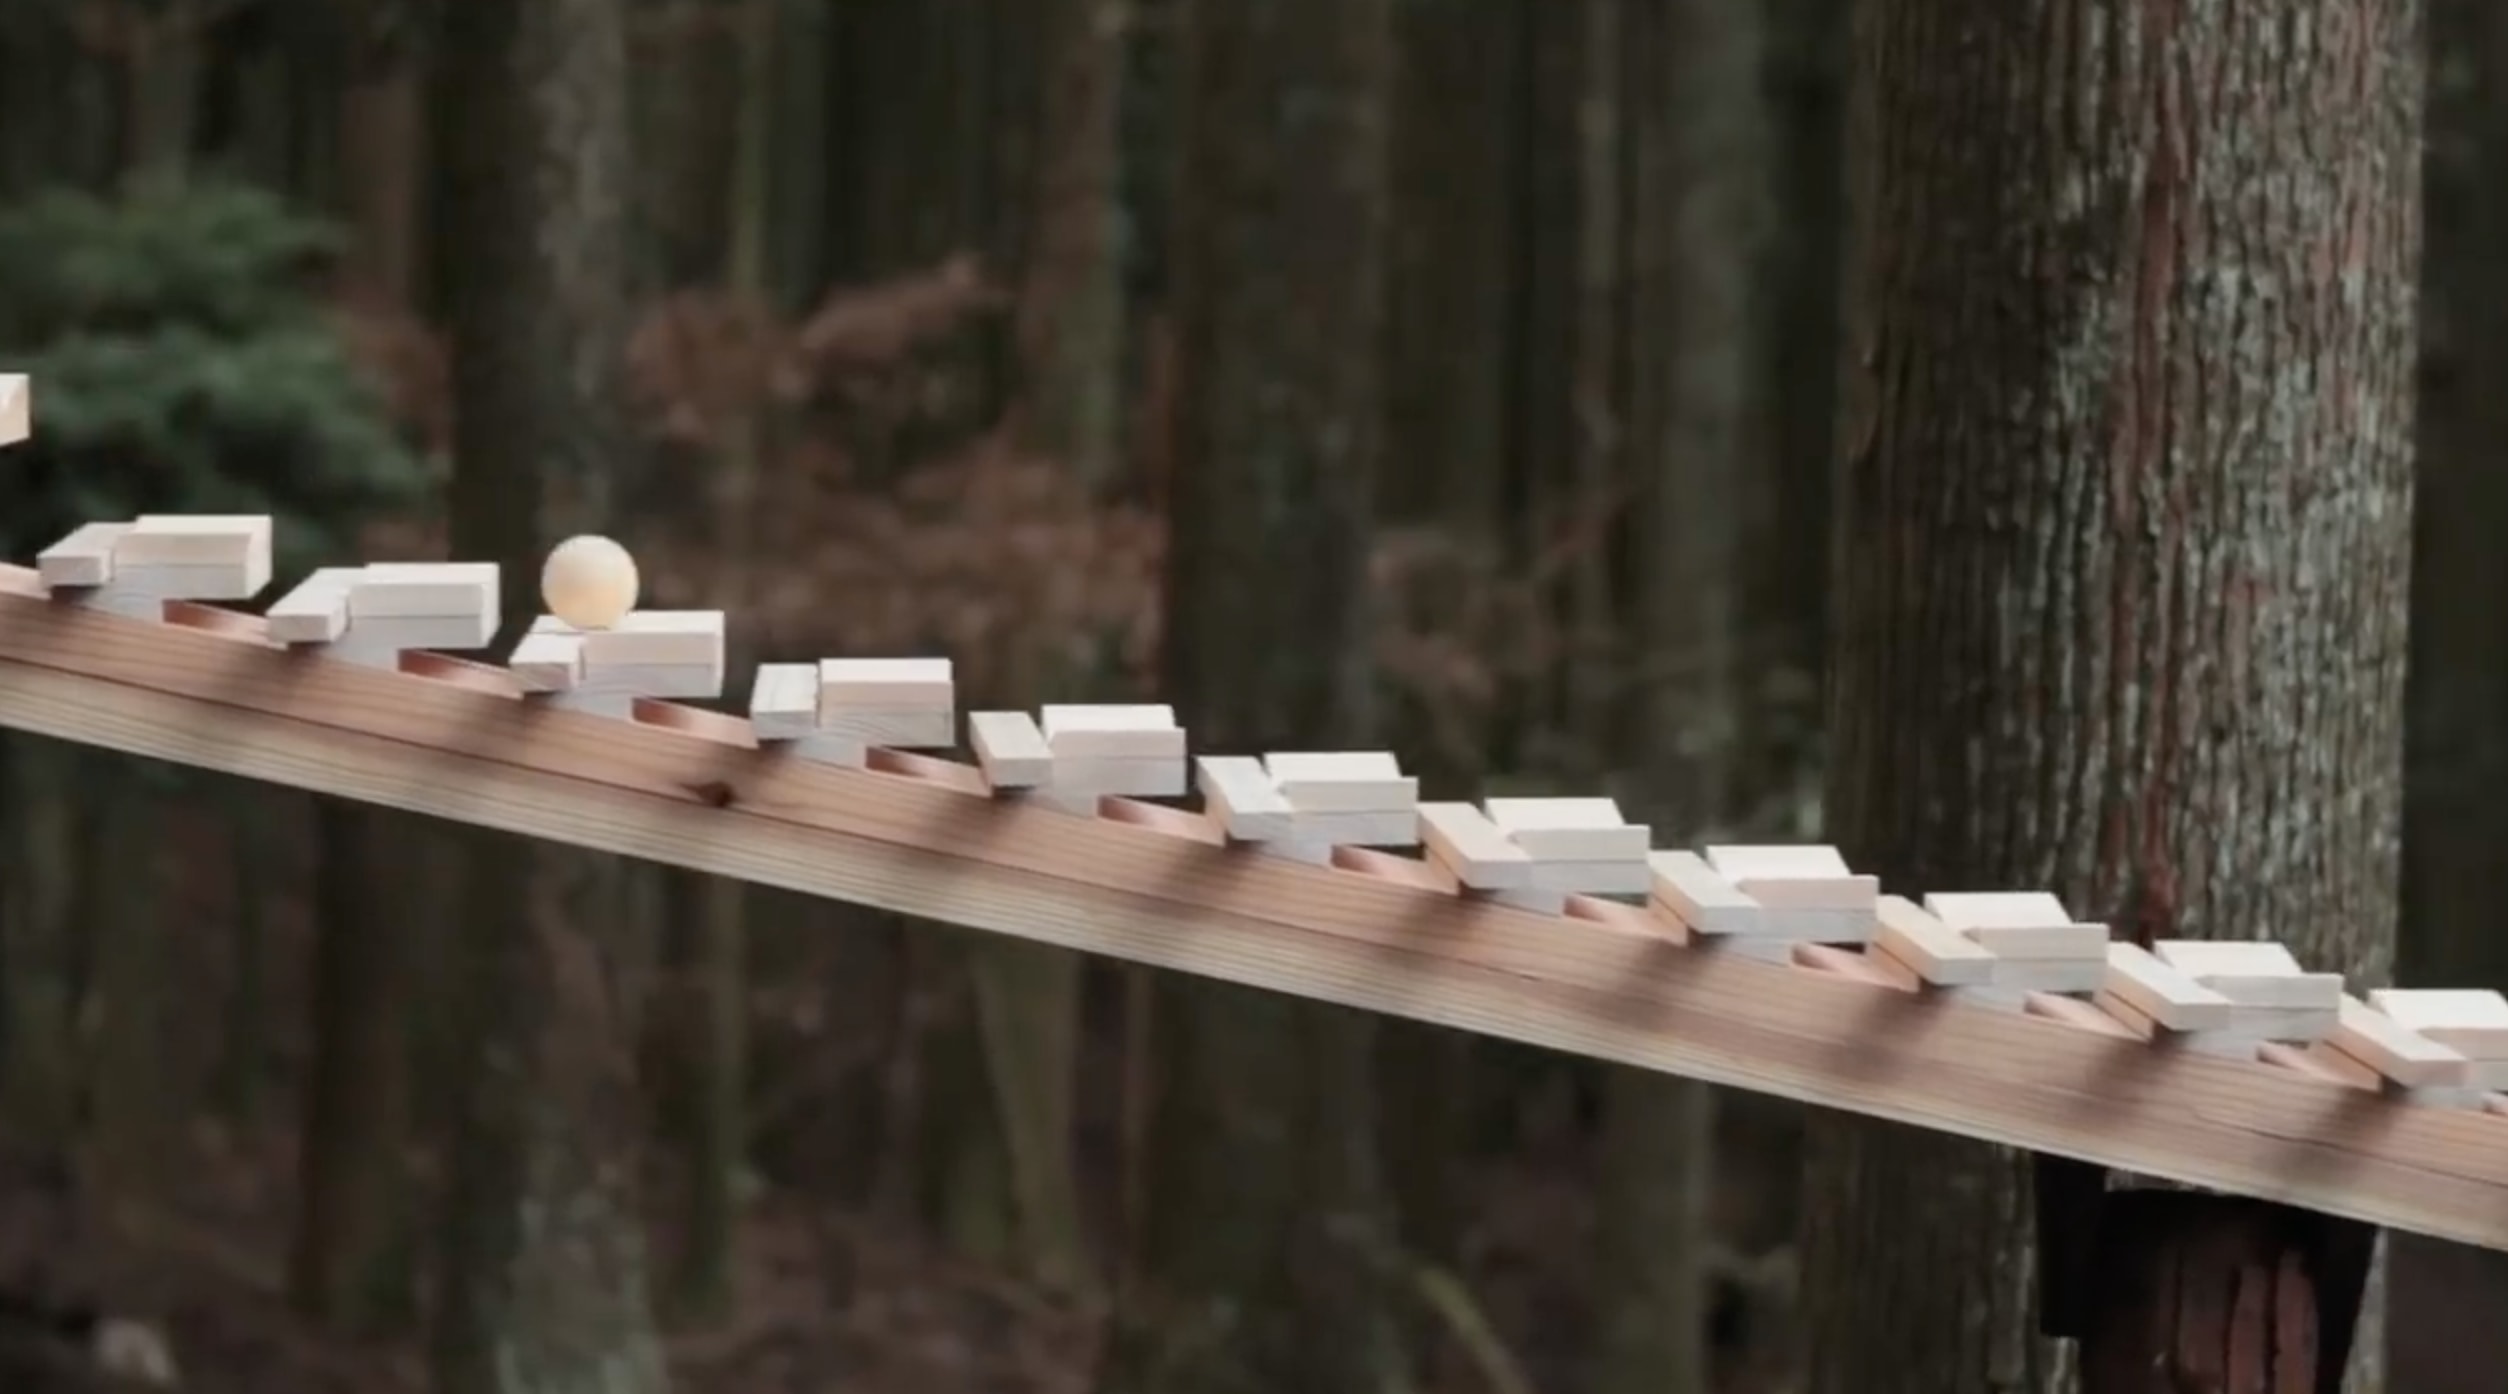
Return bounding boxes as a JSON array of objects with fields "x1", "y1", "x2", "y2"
[{"x1": 0, "y1": 0, "x2": 2494, "y2": 1392}]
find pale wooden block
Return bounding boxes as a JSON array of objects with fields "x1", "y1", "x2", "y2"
[
  {"x1": 2212, "y1": 1005, "x2": 2341, "y2": 1043},
  {"x1": 0, "y1": 373, "x2": 26, "y2": 446},
  {"x1": 2330, "y1": 994, "x2": 2472, "y2": 1089},
  {"x1": 2102, "y1": 941, "x2": 2234, "y2": 1031},
  {"x1": 749, "y1": 663, "x2": 821, "y2": 741},
  {"x1": 508, "y1": 627, "x2": 583, "y2": 691},
  {"x1": 1983, "y1": 957, "x2": 2107, "y2": 993},
  {"x1": 580, "y1": 610, "x2": 724, "y2": 669},
  {"x1": 2367, "y1": 988, "x2": 2508, "y2": 1060},
  {"x1": 119, "y1": 513, "x2": 273, "y2": 568},
  {"x1": 1263, "y1": 751, "x2": 1417, "y2": 812},
  {"x1": 571, "y1": 660, "x2": 722, "y2": 700},
  {"x1": 1284, "y1": 808, "x2": 1420, "y2": 848},
  {"x1": 969, "y1": 711, "x2": 1053, "y2": 788},
  {"x1": 1484, "y1": 797, "x2": 1649, "y2": 860},
  {"x1": 1964, "y1": 924, "x2": 2108, "y2": 960},
  {"x1": 349, "y1": 561, "x2": 499, "y2": 618},
  {"x1": 1419, "y1": 802, "x2": 1533, "y2": 890},
  {"x1": 1925, "y1": 891, "x2": 2073, "y2": 931},
  {"x1": 265, "y1": 567, "x2": 363, "y2": 644},
  {"x1": 37, "y1": 522, "x2": 131, "y2": 588},
  {"x1": 1481, "y1": 885, "x2": 1569, "y2": 915},
  {"x1": 1524, "y1": 859, "x2": 1653, "y2": 897},
  {"x1": 818, "y1": 657, "x2": 954, "y2": 709},
  {"x1": 1048, "y1": 755, "x2": 1186, "y2": 798},
  {"x1": 2151, "y1": 940, "x2": 2343, "y2": 1010},
  {"x1": 1869, "y1": 895, "x2": 1996, "y2": 987},
  {"x1": 1197, "y1": 756, "x2": 1297, "y2": 842},
  {"x1": 341, "y1": 610, "x2": 498, "y2": 652},
  {"x1": 1039, "y1": 703, "x2": 1185, "y2": 758},
  {"x1": 1646, "y1": 851, "x2": 1759, "y2": 935},
  {"x1": 816, "y1": 708, "x2": 956, "y2": 748},
  {"x1": 123, "y1": 561, "x2": 270, "y2": 599},
  {"x1": 1754, "y1": 907, "x2": 1878, "y2": 945},
  {"x1": 1706, "y1": 844, "x2": 1875, "y2": 909}
]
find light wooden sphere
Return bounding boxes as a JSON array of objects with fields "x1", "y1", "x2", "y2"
[{"x1": 541, "y1": 534, "x2": 639, "y2": 630}]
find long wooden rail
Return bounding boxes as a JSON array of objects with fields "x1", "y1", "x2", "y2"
[{"x1": 0, "y1": 565, "x2": 2504, "y2": 1253}]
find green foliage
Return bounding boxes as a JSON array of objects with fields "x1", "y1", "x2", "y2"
[{"x1": 0, "y1": 175, "x2": 430, "y2": 571}]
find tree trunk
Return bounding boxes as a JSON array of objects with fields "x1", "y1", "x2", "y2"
[
  {"x1": 1589, "y1": 0, "x2": 1766, "y2": 1390},
  {"x1": 1099, "y1": 0, "x2": 1401, "y2": 1389},
  {"x1": 426, "y1": 0, "x2": 667, "y2": 1389},
  {"x1": 1803, "y1": 4, "x2": 2419, "y2": 1393}
]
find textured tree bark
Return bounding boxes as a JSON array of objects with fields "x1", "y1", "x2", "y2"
[
  {"x1": 1805, "y1": 3, "x2": 2419, "y2": 1393},
  {"x1": 427, "y1": 0, "x2": 668, "y2": 1390},
  {"x1": 1098, "y1": 0, "x2": 1402, "y2": 1390}
]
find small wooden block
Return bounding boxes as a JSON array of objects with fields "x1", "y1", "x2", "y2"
[
  {"x1": 1983, "y1": 958, "x2": 2108, "y2": 993},
  {"x1": 1263, "y1": 751, "x2": 1417, "y2": 812},
  {"x1": 749, "y1": 663, "x2": 819, "y2": 740},
  {"x1": 1039, "y1": 703, "x2": 1185, "y2": 759},
  {"x1": 2367, "y1": 988, "x2": 2508, "y2": 1060},
  {"x1": 508, "y1": 626, "x2": 583, "y2": 691},
  {"x1": 571, "y1": 661, "x2": 722, "y2": 699},
  {"x1": 344, "y1": 611, "x2": 498, "y2": 652},
  {"x1": 1646, "y1": 851, "x2": 1759, "y2": 935},
  {"x1": 119, "y1": 514, "x2": 273, "y2": 567},
  {"x1": 350, "y1": 561, "x2": 499, "y2": 618},
  {"x1": 1869, "y1": 895, "x2": 1997, "y2": 986},
  {"x1": 2150, "y1": 940, "x2": 2343, "y2": 1009},
  {"x1": 37, "y1": 522, "x2": 132, "y2": 588},
  {"x1": 580, "y1": 610, "x2": 725, "y2": 669},
  {"x1": 1197, "y1": 756, "x2": 1297, "y2": 842},
  {"x1": 1283, "y1": 808, "x2": 1419, "y2": 848},
  {"x1": 2330, "y1": 995, "x2": 2472, "y2": 1089},
  {"x1": 1705, "y1": 844, "x2": 1875, "y2": 909},
  {"x1": 1484, "y1": 798, "x2": 1649, "y2": 860},
  {"x1": 1524, "y1": 859, "x2": 1653, "y2": 896},
  {"x1": 1924, "y1": 891, "x2": 2073, "y2": 930},
  {"x1": 2101, "y1": 942, "x2": 2234, "y2": 1031},
  {"x1": 818, "y1": 657, "x2": 953, "y2": 709},
  {"x1": 969, "y1": 711, "x2": 1053, "y2": 788},
  {"x1": 1419, "y1": 802, "x2": 1533, "y2": 889},
  {"x1": 0, "y1": 373, "x2": 27, "y2": 446},
  {"x1": 264, "y1": 567, "x2": 363, "y2": 644},
  {"x1": 817, "y1": 708, "x2": 955, "y2": 748},
  {"x1": 1963, "y1": 924, "x2": 2109, "y2": 960},
  {"x1": 1048, "y1": 755, "x2": 1185, "y2": 798}
]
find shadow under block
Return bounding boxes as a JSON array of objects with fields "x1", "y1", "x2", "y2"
[
  {"x1": 1262, "y1": 751, "x2": 1416, "y2": 812},
  {"x1": 1039, "y1": 703, "x2": 1184, "y2": 759},
  {"x1": 0, "y1": 373, "x2": 26, "y2": 446},
  {"x1": 19, "y1": 567, "x2": 2508, "y2": 1255},
  {"x1": 970, "y1": 711, "x2": 1052, "y2": 788}
]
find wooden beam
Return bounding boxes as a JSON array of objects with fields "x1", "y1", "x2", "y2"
[{"x1": 1, "y1": 566, "x2": 2507, "y2": 1252}]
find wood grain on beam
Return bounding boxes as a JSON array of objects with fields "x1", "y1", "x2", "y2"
[{"x1": 0, "y1": 565, "x2": 2501, "y2": 1251}]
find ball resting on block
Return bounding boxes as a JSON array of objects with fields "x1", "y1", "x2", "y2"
[{"x1": 541, "y1": 534, "x2": 638, "y2": 630}]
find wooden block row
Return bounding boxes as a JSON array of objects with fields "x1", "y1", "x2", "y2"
[{"x1": 39, "y1": 515, "x2": 274, "y2": 615}]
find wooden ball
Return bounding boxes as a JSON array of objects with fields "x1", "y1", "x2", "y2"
[{"x1": 541, "y1": 534, "x2": 639, "y2": 630}]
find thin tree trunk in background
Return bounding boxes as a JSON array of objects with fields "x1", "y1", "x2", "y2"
[
  {"x1": 1589, "y1": 0, "x2": 1765, "y2": 1390},
  {"x1": 72, "y1": 769, "x2": 169, "y2": 1213},
  {"x1": 1100, "y1": 0, "x2": 1402, "y2": 1389},
  {"x1": 2395, "y1": 2, "x2": 2508, "y2": 1388},
  {"x1": 338, "y1": 3, "x2": 423, "y2": 303},
  {"x1": 427, "y1": 0, "x2": 667, "y2": 1387},
  {"x1": 289, "y1": 803, "x2": 415, "y2": 1334},
  {"x1": 1804, "y1": 4, "x2": 2418, "y2": 1392},
  {"x1": 1012, "y1": 0, "x2": 1127, "y2": 491}
]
